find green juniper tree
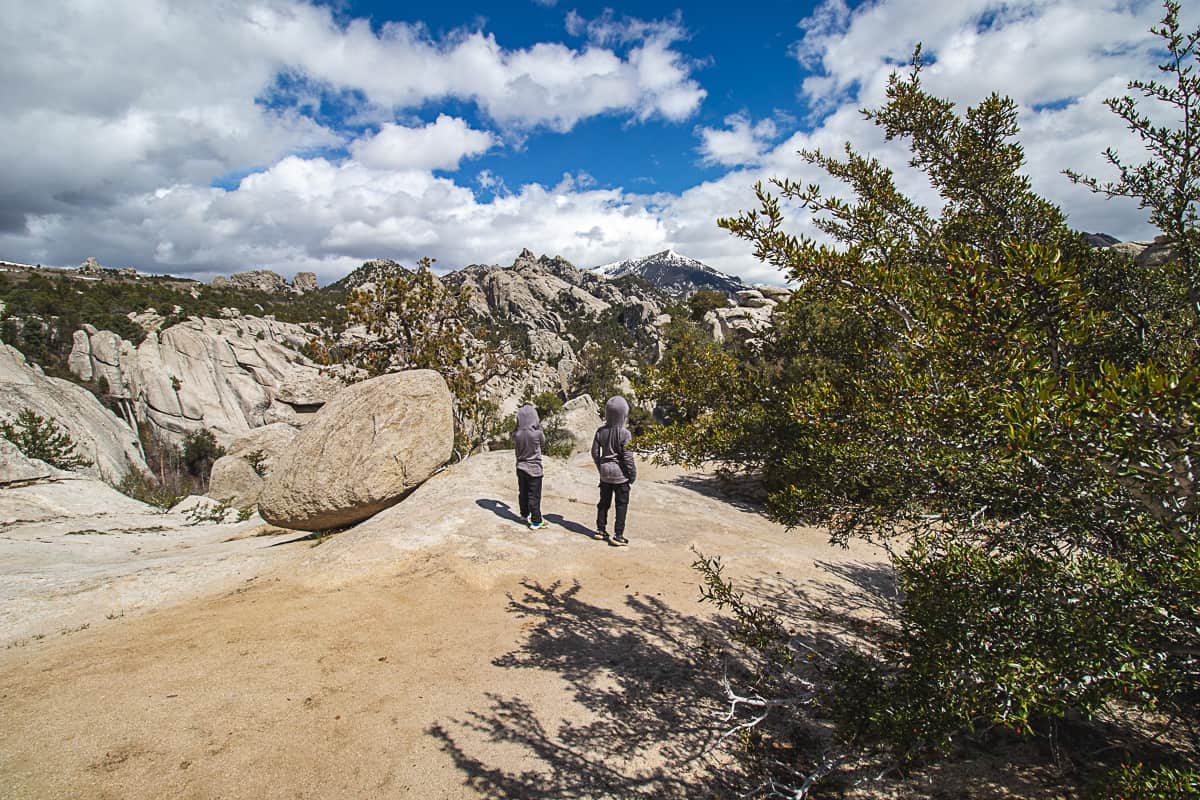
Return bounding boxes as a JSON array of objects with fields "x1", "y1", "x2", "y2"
[
  {"x1": 643, "y1": 6, "x2": 1200, "y2": 796},
  {"x1": 1, "y1": 408, "x2": 92, "y2": 470}
]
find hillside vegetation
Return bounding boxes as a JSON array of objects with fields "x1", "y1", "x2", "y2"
[{"x1": 0, "y1": 268, "x2": 346, "y2": 378}]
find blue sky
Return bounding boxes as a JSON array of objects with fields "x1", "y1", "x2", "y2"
[{"x1": 0, "y1": 0, "x2": 1184, "y2": 284}]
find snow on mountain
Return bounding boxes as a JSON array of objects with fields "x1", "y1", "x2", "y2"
[{"x1": 591, "y1": 249, "x2": 748, "y2": 298}]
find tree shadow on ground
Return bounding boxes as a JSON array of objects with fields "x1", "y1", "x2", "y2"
[
  {"x1": 667, "y1": 474, "x2": 766, "y2": 516},
  {"x1": 429, "y1": 578, "x2": 743, "y2": 799},
  {"x1": 429, "y1": 559, "x2": 1089, "y2": 799}
]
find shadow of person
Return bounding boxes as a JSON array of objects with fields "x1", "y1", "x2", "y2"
[
  {"x1": 542, "y1": 513, "x2": 598, "y2": 540},
  {"x1": 475, "y1": 498, "x2": 526, "y2": 524}
]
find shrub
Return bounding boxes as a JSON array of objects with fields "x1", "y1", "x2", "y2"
[
  {"x1": 116, "y1": 470, "x2": 186, "y2": 510},
  {"x1": 688, "y1": 288, "x2": 729, "y2": 321},
  {"x1": 181, "y1": 429, "x2": 225, "y2": 484}
]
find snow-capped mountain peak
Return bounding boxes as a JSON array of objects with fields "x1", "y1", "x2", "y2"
[{"x1": 591, "y1": 250, "x2": 748, "y2": 298}]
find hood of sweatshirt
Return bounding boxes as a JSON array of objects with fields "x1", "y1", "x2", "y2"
[
  {"x1": 604, "y1": 396, "x2": 629, "y2": 429},
  {"x1": 516, "y1": 403, "x2": 541, "y2": 431}
]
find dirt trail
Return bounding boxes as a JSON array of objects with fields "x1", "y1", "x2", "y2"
[{"x1": 0, "y1": 453, "x2": 888, "y2": 799}]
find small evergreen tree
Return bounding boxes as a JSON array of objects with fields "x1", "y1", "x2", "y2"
[
  {"x1": 181, "y1": 429, "x2": 225, "y2": 486},
  {"x1": 0, "y1": 408, "x2": 92, "y2": 470}
]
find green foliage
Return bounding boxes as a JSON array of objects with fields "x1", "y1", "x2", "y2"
[
  {"x1": 0, "y1": 408, "x2": 92, "y2": 470},
  {"x1": 181, "y1": 429, "x2": 225, "y2": 483},
  {"x1": 185, "y1": 500, "x2": 234, "y2": 525},
  {"x1": 1094, "y1": 763, "x2": 1200, "y2": 800},
  {"x1": 490, "y1": 393, "x2": 576, "y2": 457},
  {"x1": 116, "y1": 470, "x2": 185, "y2": 511},
  {"x1": 115, "y1": 425, "x2": 222, "y2": 507},
  {"x1": 687, "y1": 288, "x2": 729, "y2": 321},
  {"x1": 1066, "y1": 0, "x2": 1200, "y2": 316},
  {"x1": 529, "y1": 391, "x2": 563, "y2": 418},
  {"x1": 573, "y1": 339, "x2": 631, "y2": 407},
  {"x1": 646, "y1": 8, "x2": 1200, "y2": 794}
]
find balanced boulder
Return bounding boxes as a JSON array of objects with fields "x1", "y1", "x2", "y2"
[
  {"x1": 258, "y1": 371, "x2": 453, "y2": 530},
  {"x1": 208, "y1": 422, "x2": 298, "y2": 510}
]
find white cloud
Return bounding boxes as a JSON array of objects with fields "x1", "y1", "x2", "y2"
[
  {"x1": 697, "y1": 113, "x2": 780, "y2": 167},
  {"x1": 567, "y1": 8, "x2": 688, "y2": 46},
  {"x1": 0, "y1": 0, "x2": 1187, "y2": 290},
  {"x1": 349, "y1": 116, "x2": 495, "y2": 171},
  {"x1": 785, "y1": 0, "x2": 1172, "y2": 243},
  {"x1": 0, "y1": 0, "x2": 705, "y2": 238}
]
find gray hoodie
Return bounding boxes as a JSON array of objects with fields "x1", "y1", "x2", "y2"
[
  {"x1": 514, "y1": 404, "x2": 546, "y2": 477},
  {"x1": 591, "y1": 396, "x2": 636, "y2": 485}
]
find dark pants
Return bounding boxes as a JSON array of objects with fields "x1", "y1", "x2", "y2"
[
  {"x1": 597, "y1": 481, "x2": 630, "y2": 535},
  {"x1": 517, "y1": 470, "x2": 543, "y2": 523}
]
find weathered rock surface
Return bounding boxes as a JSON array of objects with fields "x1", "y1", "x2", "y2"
[
  {"x1": 227, "y1": 270, "x2": 290, "y2": 294},
  {"x1": 208, "y1": 423, "x2": 298, "y2": 510},
  {"x1": 703, "y1": 294, "x2": 777, "y2": 345},
  {"x1": 556, "y1": 394, "x2": 602, "y2": 454},
  {"x1": 67, "y1": 316, "x2": 335, "y2": 445},
  {"x1": 0, "y1": 345, "x2": 146, "y2": 483},
  {"x1": 1135, "y1": 234, "x2": 1176, "y2": 267},
  {"x1": 169, "y1": 494, "x2": 243, "y2": 524},
  {"x1": 292, "y1": 272, "x2": 319, "y2": 293},
  {"x1": 259, "y1": 371, "x2": 454, "y2": 530},
  {"x1": 208, "y1": 455, "x2": 263, "y2": 511},
  {"x1": 0, "y1": 439, "x2": 60, "y2": 486},
  {"x1": 273, "y1": 373, "x2": 344, "y2": 406},
  {"x1": 0, "y1": 472, "x2": 299, "y2": 648}
]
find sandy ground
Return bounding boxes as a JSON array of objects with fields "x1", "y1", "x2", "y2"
[{"x1": 0, "y1": 452, "x2": 893, "y2": 799}]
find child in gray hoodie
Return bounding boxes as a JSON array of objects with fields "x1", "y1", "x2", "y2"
[
  {"x1": 514, "y1": 403, "x2": 547, "y2": 530},
  {"x1": 591, "y1": 395, "x2": 637, "y2": 546}
]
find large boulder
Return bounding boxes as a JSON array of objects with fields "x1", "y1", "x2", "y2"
[
  {"x1": 292, "y1": 272, "x2": 319, "y2": 293},
  {"x1": 1136, "y1": 234, "x2": 1176, "y2": 267},
  {"x1": 208, "y1": 455, "x2": 263, "y2": 511},
  {"x1": 208, "y1": 423, "x2": 298, "y2": 510},
  {"x1": 228, "y1": 270, "x2": 289, "y2": 293},
  {"x1": 258, "y1": 371, "x2": 454, "y2": 530},
  {"x1": 556, "y1": 394, "x2": 602, "y2": 454}
]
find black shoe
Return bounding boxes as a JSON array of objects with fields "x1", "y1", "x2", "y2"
[
  {"x1": 593, "y1": 529, "x2": 609, "y2": 541},
  {"x1": 610, "y1": 534, "x2": 628, "y2": 547}
]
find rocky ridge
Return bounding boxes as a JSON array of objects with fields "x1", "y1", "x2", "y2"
[
  {"x1": 66, "y1": 315, "x2": 344, "y2": 446},
  {"x1": 211, "y1": 269, "x2": 319, "y2": 295}
]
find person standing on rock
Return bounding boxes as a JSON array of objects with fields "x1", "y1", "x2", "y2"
[
  {"x1": 514, "y1": 403, "x2": 547, "y2": 530},
  {"x1": 591, "y1": 395, "x2": 637, "y2": 546}
]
